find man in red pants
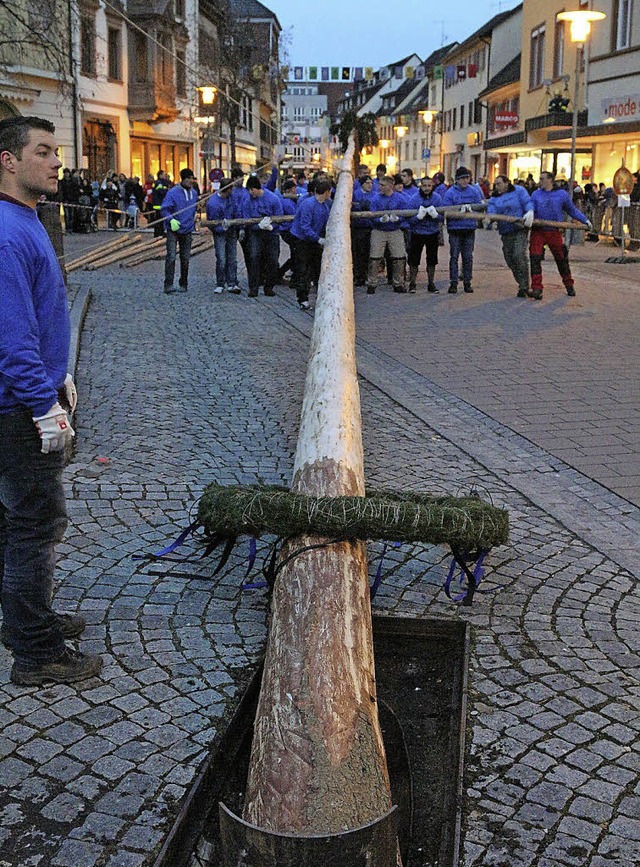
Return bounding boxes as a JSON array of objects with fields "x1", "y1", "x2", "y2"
[{"x1": 529, "y1": 171, "x2": 592, "y2": 300}]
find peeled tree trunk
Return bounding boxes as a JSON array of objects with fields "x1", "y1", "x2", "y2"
[{"x1": 243, "y1": 139, "x2": 398, "y2": 855}]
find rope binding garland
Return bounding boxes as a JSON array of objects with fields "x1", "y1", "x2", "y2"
[
  {"x1": 195, "y1": 483, "x2": 509, "y2": 605},
  {"x1": 135, "y1": 484, "x2": 509, "y2": 605}
]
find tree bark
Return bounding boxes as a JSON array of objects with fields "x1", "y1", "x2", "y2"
[{"x1": 243, "y1": 138, "x2": 396, "y2": 846}]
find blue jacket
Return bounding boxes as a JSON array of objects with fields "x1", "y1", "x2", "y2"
[
  {"x1": 240, "y1": 189, "x2": 284, "y2": 233},
  {"x1": 531, "y1": 188, "x2": 588, "y2": 225},
  {"x1": 443, "y1": 182, "x2": 484, "y2": 231},
  {"x1": 434, "y1": 182, "x2": 448, "y2": 199},
  {"x1": 352, "y1": 189, "x2": 373, "y2": 228},
  {"x1": 486, "y1": 185, "x2": 533, "y2": 235},
  {"x1": 370, "y1": 191, "x2": 409, "y2": 230},
  {"x1": 0, "y1": 198, "x2": 70, "y2": 417},
  {"x1": 279, "y1": 195, "x2": 298, "y2": 217},
  {"x1": 409, "y1": 191, "x2": 443, "y2": 235},
  {"x1": 160, "y1": 183, "x2": 198, "y2": 233},
  {"x1": 291, "y1": 195, "x2": 332, "y2": 242},
  {"x1": 264, "y1": 166, "x2": 278, "y2": 192},
  {"x1": 205, "y1": 193, "x2": 238, "y2": 233}
]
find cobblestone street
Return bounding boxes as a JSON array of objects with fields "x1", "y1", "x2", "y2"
[{"x1": 0, "y1": 232, "x2": 638, "y2": 867}]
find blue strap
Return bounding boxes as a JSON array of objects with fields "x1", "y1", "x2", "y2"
[
  {"x1": 242, "y1": 538, "x2": 268, "y2": 589},
  {"x1": 444, "y1": 549, "x2": 499, "y2": 602},
  {"x1": 132, "y1": 520, "x2": 201, "y2": 561},
  {"x1": 370, "y1": 541, "x2": 402, "y2": 599}
]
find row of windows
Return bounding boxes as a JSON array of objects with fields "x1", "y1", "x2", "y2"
[
  {"x1": 444, "y1": 45, "x2": 486, "y2": 89},
  {"x1": 282, "y1": 106, "x2": 324, "y2": 121},
  {"x1": 530, "y1": 0, "x2": 633, "y2": 91},
  {"x1": 443, "y1": 100, "x2": 482, "y2": 133}
]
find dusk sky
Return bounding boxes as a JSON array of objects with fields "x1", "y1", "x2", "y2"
[{"x1": 265, "y1": 0, "x2": 522, "y2": 69}]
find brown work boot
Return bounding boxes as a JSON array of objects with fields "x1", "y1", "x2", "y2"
[{"x1": 11, "y1": 647, "x2": 103, "y2": 686}]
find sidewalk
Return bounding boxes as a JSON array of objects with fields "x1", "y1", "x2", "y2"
[{"x1": 0, "y1": 237, "x2": 637, "y2": 867}]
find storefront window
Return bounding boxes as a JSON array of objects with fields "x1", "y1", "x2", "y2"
[
  {"x1": 149, "y1": 144, "x2": 161, "y2": 178},
  {"x1": 510, "y1": 151, "x2": 542, "y2": 180},
  {"x1": 165, "y1": 146, "x2": 175, "y2": 183},
  {"x1": 594, "y1": 141, "x2": 638, "y2": 186},
  {"x1": 131, "y1": 141, "x2": 143, "y2": 179},
  {"x1": 178, "y1": 146, "x2": 190, "y2": 173},
  {"x1": 555, "y1": 151, "x2": 592, "y2": 183}
]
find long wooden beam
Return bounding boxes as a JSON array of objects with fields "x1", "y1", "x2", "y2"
[{"x1": 242, "y1": 138, "x2": 397, "y2": 858}]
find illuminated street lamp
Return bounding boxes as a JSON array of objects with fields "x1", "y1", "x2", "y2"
[
  {"x1": 199, "y1": 86, "x2": 217, "y2": 105},
  {"x1": 556, "y1": 9, "x2": 605, "y2": 190},
  {"x1": 394, "y1": 125, "x2": 408, "y2": 168}
]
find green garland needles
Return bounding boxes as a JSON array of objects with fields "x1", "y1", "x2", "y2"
[{"x1": 197, "y1": 484, "x2": 509, "y2": 550}]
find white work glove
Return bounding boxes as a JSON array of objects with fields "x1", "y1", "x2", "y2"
[
  {"x1": 63, "y1": 373, "x2": 77, "y2": 414},
  {"x1": 459, "y1": 204, "x2": 473, "y2": 213},
  {"x1": 33, "y1": 403, "x2": 75, "y2": 454},
  {"x1": 221, "y1": 219, "x2": 230, "y2": 230},
  {"x1": 416, "y1": 205, "x2": 428, "y2": 220},
  {"x1": 379, "y1": 214, "x2": 390, "y2": 223},
  {"x1": 586, "y1": 219, "x2": 594, "y2": 232},
  {"x1": 522, "y1": 210, "x2": 534, "y2": 228},
  {"x1": 258, "y1": 217, "x2": 273, "y2": 231},
  {"x1": 426, "y1": 206, "x2": 438, "y2": 219},
  {"x1": 318, "y1": 237, "x2": 326, "y2": 246},
  {"x1": 389, "y1": 214, "x2": 399, "y2": 222}
]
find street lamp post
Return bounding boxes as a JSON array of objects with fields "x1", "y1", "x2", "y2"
[
  {"x1": 556, "y1": 10, "x2": 605, "y2": 191},
  {"x1": 419, "y1": 109, "x2": 437, "y2": 176},
  {"x1": 196, "y1": 86, "x2": 217, "y2": 189},
  {"x1": 393, "y1": 124, "x2": 408, "y2": 170}
]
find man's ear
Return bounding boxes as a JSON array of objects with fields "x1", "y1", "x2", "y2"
[{"x1": 0, "y1": 150, "x2": 17, "y2": 174}]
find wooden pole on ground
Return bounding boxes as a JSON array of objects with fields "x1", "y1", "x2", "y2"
[
  {"x1": 65, "y1": 233, "x2": 143, "y2": 271},
  {"x1": 242, "y1": 138, "x2": 397, "y2": 854}
]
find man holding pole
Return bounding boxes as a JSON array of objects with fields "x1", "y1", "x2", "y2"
[
  {"x1": 160, "y1": 167, "x2": 198, "y2": 295},
  {"x1": 529, "y1": 171, "x2": 592, "y2": 300}
]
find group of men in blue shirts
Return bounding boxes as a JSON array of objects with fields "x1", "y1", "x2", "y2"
[{"x1": 161, "y1": 158, "x2": 591, "y2": 305}]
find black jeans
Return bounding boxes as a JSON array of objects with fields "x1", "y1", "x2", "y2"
[
  {"x1": 165, "y1": 230, "x2": 193, "y2": 290},
  {"x1": 245, "y1": 230, "x2": 280, "y2": 293},
  {"x1": 295, "y1": 238, "x2": 323, "y2": 303},
  {"x1": 0, "y1": 411, "x2": 67, "y2": 665},
  {"x1": 351, "y1": 227, "x2": 371, "y2": 285}
]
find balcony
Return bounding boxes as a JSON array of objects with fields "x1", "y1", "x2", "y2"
[
  {"x1": 128, "y1": 81, "x2": 179, "y2": 124},
  {"x1": 525, "y1": 110, "x2": 588, "y2": 133}
]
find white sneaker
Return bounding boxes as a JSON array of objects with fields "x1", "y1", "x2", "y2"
[
  {"x1": 214, "y1": 286, "x2": 224, "y2": 294},
  {"x1": 227, "y1": 286, "x2": 241, "y2": 294},
  {"x1": 299, "y1": 301, "x2": 310, "y2": 310}
]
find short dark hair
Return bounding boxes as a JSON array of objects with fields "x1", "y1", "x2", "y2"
[
  {"x1": 0, "y1": 116, "x2": 55, "y2": 163},
  {"x1": 246, "y1": 175, "x2": 262, "y2": 190},
  {"x1": 541, "y1": 170, "x2": 555, "y2": 181},
  {"x1": 376, "y1": 163, "x2": 386, "y2": 172},
  {"x1": 358, "y1": 175, "x2": 372, "y2": 186},
  {"x1": 315, "y1": 179, "x2": 331, "y2": 195},
  {"x1": 231, "y1": 167, "x2": 244, "y2": 179},
  {"x1": 401, "y1": 168, "x2": 414, "y2": 177},
  {"x1": 282, "y1": 179, "x2": 297, "y2": 192}
]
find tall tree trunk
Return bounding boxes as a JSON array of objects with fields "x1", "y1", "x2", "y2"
[{"x1": 243, "y1": 139, "x2": 397, "y2": 853}]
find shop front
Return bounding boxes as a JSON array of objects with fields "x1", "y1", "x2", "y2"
[
  {"x1": 547, "y1": 120, "x2": 640, "y2": 186},
  {"x1": 130, "y1": 136, "x2": 193, "y2": 182}
]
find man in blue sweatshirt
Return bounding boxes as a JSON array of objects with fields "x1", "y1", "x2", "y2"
[
  {"x1": 290, "y1": 178, "x2": 332, "y2": 309},
  {"x1": 529, "y1": 171, "x2": 592, "y2": 299},
  {"x1": 241, "y1": 175, "x2": 283, "y2": 297},
  {"x1": 0, "y1": 116, "x2": 102, "y2": 685},
  {"x1": 206, "y1": 179, "x2": 240, "y2": 294},
  {"x1": 160, "y1": 167, "x2": 199, "y2": 294},
  {"x1": 443, "y1": 166, "x2": 485, "y2": 293},
  {"x1": 367, "y1": 176, "x2": 410, "y2": 294}
]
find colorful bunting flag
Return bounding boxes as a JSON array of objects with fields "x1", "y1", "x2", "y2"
[
  {"x1": 457, "y1": 64, "x2": 466, "y2": 80},
  {"x1": 330, "y1": 66, "x2": 339, "y2": 80},
  {"x1": 394, "y1": 65, "x2": 403, "y2": 79},
  {"x1": 415, "y1": 65, "x2": 425, "y2": 80},
  {"x1": 405, "y1": 66, "x2": 414, "y2": 79},
  {"x1": 321, "y1": 66, "x2": 329, "y2": 80},
  {"x1": 433, "y1": 65, "x2": 444, "y2": 80},
  {"x1": 365, "y1": 66, "x2": 374, "y2": 80},
  {"x1": 354, "y1": 67, "x2": 363, "y2": 80},
  {"x1": 380, "y1": 67, "x2": 390, "y2": 80},
  {"x1": 342, "y1": 66, "x2": 351, "y2": 80},
  {"x1": 445, "y1": 65, "x2": 456, "y2": 82},
  {"x1": 309, "y1": 66, "x2": 318, "y2": 80},
  {"x1": 468, "y1": 64, "x2": 478, "y2": 78},
  {"x1": 294, "y1": 66, "x2": 304, "y2": 80}
]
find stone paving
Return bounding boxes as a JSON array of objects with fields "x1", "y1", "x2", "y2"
[{"x1": 0, "y1": 235, "x2": 638, "y2": 867}]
